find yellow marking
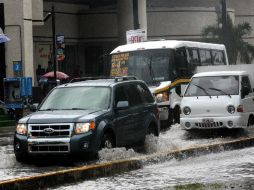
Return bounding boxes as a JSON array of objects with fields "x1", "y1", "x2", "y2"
[{"x1": 155, "y1": 78, "x2": 190, "y2": 94}]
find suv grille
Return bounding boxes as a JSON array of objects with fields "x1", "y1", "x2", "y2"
[
  {"x1": 29, "y1": 124, "x2": 72, "y2": 138},
  {"x1": 30, "y1": 145, "x2": 69, "y2": 152}
]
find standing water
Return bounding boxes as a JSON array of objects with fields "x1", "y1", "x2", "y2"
[{"x1": 53, "y1": 146, "x2": 254, "y2": 190}]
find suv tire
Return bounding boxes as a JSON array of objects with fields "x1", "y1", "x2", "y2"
[
  {"x1": 101, "y1": 133, "x2": 115, "y2": 149},
  {"x1": 15, "y1": 153, "x2": 28, "y2": 163}
]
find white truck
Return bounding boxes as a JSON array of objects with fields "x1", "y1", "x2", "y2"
[{"x1": 180, "y1": 64, "x2": 254, "y2": 130}]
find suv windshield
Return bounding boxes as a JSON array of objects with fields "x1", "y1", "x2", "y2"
[
  {"x1": 184, "y1": 75, "x2": 239, "y2": 97},
  {"x1": 39, "y1": 86, "x2": 111, "y2": 110}
]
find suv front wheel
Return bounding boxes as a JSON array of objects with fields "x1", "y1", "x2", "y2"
[{"x1": 101, "y1": 133, "x2": 115, "y2": 149}]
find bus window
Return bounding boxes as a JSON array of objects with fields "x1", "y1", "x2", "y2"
[
  {"x1": 187, "y1": 48, "x2": 200, "y2": 75},
  {"x1": 212, "y1": 50, "x2": 225, "y2": 65},
  {"x1": 187, "y1": 48, "x2": 200, "y2": 66},
  {"x1": 199, "y1": 49, "x2": 212, "y2": 66},
  {"x1": 175, "y1": 48, "x2": 188, "y2": 77}
]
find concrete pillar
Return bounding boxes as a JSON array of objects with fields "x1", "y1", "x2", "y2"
[
  {"x1": 117, "y1": 0, "x2": 147, "y2": 45},
  {"x1": 2, "y1": 0, "x2": 35, "y2": 84},
  {"x1": 23, "y1": 0, "x2": 34, "y2": 81}
]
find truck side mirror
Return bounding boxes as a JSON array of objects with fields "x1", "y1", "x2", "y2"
[{"x1": 241, "y1": 86, "x2": 250, "y2": 98}]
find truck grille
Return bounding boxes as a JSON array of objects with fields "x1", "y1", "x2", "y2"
[
  {"x1": 195, "y1": 122, "x2": 223, "y2": 128},
  {"x1": 28, "y1": 124, "x2": 73, "y2": 138}
]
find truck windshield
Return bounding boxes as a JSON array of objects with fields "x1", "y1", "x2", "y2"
[
  {"x1": 184, "y1": 75, "x2": 239, "y2": 97},
  {"x1": 110, "y1": 49, "x2": 174, "y2": 86},
  {"x1": 39, "y1": 87, "x2": 111, "y2": 110}
]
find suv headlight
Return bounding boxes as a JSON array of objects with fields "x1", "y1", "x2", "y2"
[
  {"x1": 74, "y1": 122, "x2": 95, "y2": 134},
  {"x1": 227, "y1": 105, "x2": 235, "y2": 114},
  {"x1": 16, "y1": 124, "x2": 27, "y2": 135},
  {"x1": 183, "y1": 107, "x2": 191, "y2": 115}
]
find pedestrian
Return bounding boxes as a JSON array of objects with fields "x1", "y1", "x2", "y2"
[{"x1": 36, "y1": 64, "x2": 45, "y2": 83}]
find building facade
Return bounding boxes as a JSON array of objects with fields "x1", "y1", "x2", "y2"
[{"x1": 0, "y1": 0, "x2": 254, "y2": 99}]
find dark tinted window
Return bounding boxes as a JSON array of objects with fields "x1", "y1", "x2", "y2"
[
  {"x1": 125, "y1": 84, "x2": 143, "y2": 106},
  {"x1": 114, "y1": 86, "x2": 128, "y2": 106},
  {"x1": 136, "y1": 83, "x2": 154, "y2": 103}
]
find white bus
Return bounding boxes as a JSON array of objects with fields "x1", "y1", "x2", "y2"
[{"x1": 110, "y1": 40, "x2": 229, "y2": 127}]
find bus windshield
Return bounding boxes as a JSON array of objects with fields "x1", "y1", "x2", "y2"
[{"x1": 110, "y1": 49, "x2": 174, "y2": 85}]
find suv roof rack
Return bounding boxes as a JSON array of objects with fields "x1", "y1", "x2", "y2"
[
  {"x1": 114, "y1": 76, "x2": 137, "y2": 82},
  {"x1": 69, "y1": 76, "x2": 137, "y2": 83}
]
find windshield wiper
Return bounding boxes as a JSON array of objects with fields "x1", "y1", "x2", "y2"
[
  {"x1": 208, "y1": 87, "x2": 231, "y2": 98},
  {"x1": 70, "y1": 108, "x2": 87, "y2": 110},
  {"x1": 193, "y1": 84, "x2": 211, "y2": 98},
  {"x1": 39, "y1": 108, "x2": 58, "y2": 111}
]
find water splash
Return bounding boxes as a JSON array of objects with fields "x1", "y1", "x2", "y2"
[{"x1": 98, "y1": 147, "x2": 138, "y2": 162}]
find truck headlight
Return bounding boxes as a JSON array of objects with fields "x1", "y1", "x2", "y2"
[
  {"x1": 227, "y1": 105, "x2": 235, "y2": 114},
  {"x1": 74, "y1": 122, "x2": 95, "y2": 134},
  {"x1": 156, "y1": 92, "x2": 169, "y2": 103},
  {"x1": 16, "y1": 124, "x2": 27, "y2": 135},
  {"x1": 183, "y1": 107, "x2": 191, "y2": 115}
]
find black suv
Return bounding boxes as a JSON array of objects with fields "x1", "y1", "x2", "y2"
[{"x1": 14, "y1": 77, "x2": 160, "y2": 161}]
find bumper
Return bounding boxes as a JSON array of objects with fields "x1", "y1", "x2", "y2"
[
  {"x1": 180, "y1": 115, "x2": 245, "y2": 130},
  {"x1": 14, "y1": 131, "x2": 98, "y2": 156}
]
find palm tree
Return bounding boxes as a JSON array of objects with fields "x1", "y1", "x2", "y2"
[{"x1": 202, "y1": 14, "x2": 254, "y2": 64}]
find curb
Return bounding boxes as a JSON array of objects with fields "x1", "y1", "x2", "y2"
[
  {"x1": 1, "y1": 137, "x2": 254, "y2": 189},
  {"x1": 0, "y1": 159, "x2": 142, "y2": 190},
  {"x1": 139, "y1": 137, "x2": 254, "y2": 165}
]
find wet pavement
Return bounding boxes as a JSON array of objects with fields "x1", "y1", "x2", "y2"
[
  {"x1": 1, "y1": 124, "x2": 254, "y2": 186},
  {"x1": 52, "y1": 146, "x2": 254, "y2": 190}
]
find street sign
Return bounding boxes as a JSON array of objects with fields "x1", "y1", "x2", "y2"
[
  {"x1": 13, "y1": 61, "x2": 22, "y2": 72},
  {"x1": 56, "y1": 35, "x2": 65, "y2": 61},
  {"x1": 126, "y1": 29, "x2": 147, "y2": 44}
]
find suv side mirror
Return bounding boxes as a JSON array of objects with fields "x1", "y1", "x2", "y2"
[
  {"x1": 116, "y1": 101, "x2": 129, "y2": 110},
  {"x1": 30, "y1": 103, "x2": 39, "y2": 112},
  {"x1": 241, "y1": 86, "x2": 250, "y2": 98}
]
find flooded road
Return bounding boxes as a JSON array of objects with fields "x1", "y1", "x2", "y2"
[
  {"x1": 1, "y1": 125, "x2": 254, "y2": 183},
  {"x1": 53, "y1": 146, "x2": 254, "y2": 190}
]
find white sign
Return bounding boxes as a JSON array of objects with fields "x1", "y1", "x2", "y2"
[{"x1": 126, "y1": 29, "x2": 147, "y2": 44}]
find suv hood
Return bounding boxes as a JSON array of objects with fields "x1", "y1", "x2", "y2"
[{"x1": 19, "y1": 109, "x2": 108, "y2": 124}]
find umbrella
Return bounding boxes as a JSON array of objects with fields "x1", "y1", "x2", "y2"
[
  {"x1": 41, "y1": 71, "x2": 69, "y2": 80},
  {"x1": 0, "y1": 34, "x2": 10, "y2": 43}
]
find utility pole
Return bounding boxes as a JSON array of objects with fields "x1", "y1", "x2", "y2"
[
  {"x1": 51, "y1": 5, "x2": 57, "y2": 81},
  {"x1": 221, "y1": 0, "x2": 227, "y2": 37}
]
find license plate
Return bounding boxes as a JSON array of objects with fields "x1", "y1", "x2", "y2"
[{"x1": 202, "y1": 119, "x2": 214, "y2": 124}]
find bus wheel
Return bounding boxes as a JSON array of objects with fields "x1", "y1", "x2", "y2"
[{"x1": 173, "y1": 106, "x2": 181, "y2": 124}]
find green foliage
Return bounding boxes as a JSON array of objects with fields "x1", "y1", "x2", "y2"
[{"x1": 202, "y1": 14, "x2": 254, "y2": 64}]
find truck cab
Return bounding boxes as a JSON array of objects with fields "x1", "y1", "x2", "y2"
[{"x1": 180, "y1": 71, "x2": 254, "y2": 130}]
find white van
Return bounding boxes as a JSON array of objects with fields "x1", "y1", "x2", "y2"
[{"x1": 180, "y1": 71, "x2": 254, "y2": 130}]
